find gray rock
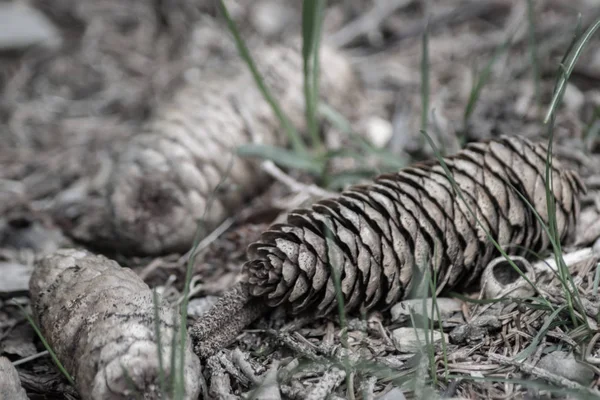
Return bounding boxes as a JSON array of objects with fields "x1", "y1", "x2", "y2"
[
  {"x1": 0, "y1": 2, "x2": 61, "y2": 50},
  {"x1": 537, "y1": 351, "x2": 595, "y2": 386}
]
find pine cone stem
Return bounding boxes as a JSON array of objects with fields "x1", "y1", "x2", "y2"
[{"x1": 191, "y1": 283, "x2": 268, "y2": 359}]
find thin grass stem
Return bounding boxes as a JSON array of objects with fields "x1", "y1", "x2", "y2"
[
  {"x1": 544, "y1": 17, "x2": 600, "y2": 123},
  {"x1": 527, "y1": 0, "x2": 541, "y2": 108},
  {"x1": 217, "y1": 0, "x2": 306, "y2": 154},
  {"x1": 420, "y1": 16, "x2": 430, "y2": 133},
  {"x1": 17, "y1": 304, "x2": 75, "y2": 386},
  {"x1": 152, "y1": 290, "x2": 167, "y2": 396}
]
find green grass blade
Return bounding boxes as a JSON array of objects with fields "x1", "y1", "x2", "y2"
[
  {"x1": 217, "y1": 0, "x2": 306, "y2": 154},
  {"x1": 152, "y1": 290, "x2": 167, "y2": 396},
  {"x1": 447, "y1": 374, "x2": 600, "y2": 399},
  {"x1": 175, "y1": 152, "x2": 237, "y2": 399},
  {"x1": 319, "y1": 103, "x2": 353, "y2": 135},
  {"x1": 526, "y1": 0, "x2": 540, "y2": 108},
  {"x1": 326, "y1": 169, "x2": 378, "y2": 190},
  {"x1": 319, "y1": 103, "x2": 409, "y2": 171},
  {"x1": 17, "y1": 304, "x2": 75, "y2": 386},
  {"x1": 463, "y1": 31, "x2": 514, "y2": 125},
  {"x1": 169, "y1": 321, "x2": 179, "y2": 398},
  {"x1": 324, "y1": 228, "x2": 353, "y2": 398},
  {"x1": 427, "y1": 266, "x2": 449, "y2": 382},
  {"x1": 544, "y1": 17, "x2": 600, "y2": 123},
  {"x1": 302, "y1": 0, "x2": 327, "y2": 150},
  {"x1": 540, "y1": 17, "x2": 599, "y2": 328},
  {"x1": 238, "y1": 143, "x2": 324, "y2": 174},
  {"x1": 421, "y1": 18, "x2": 430, "y2": 132},
  {"x1": 503, "y1": 179, "x2": 585, "y2": 321}
]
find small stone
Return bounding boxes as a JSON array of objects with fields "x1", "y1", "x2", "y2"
[
  {"x1": 537, "y1": 351, "x2": 595, "y2": 386},
  {"x1": 0, "y1": 2, "x2": 61, "y2": 50},
  {"x1": 391, "y1": 297, "x2": 462, "y2": 324},
  {"x1": 364, "y1": 116, "x2": 393, "y2": 148},
  {"x1": 250, "y1": 1, "x2": 295, "y2": 38},
  {"x1": 392, "y1": 327, "x2": 447, "y2": 353},
  {"x1": 378, "y1": 388, "x2": 406, "y2": 400},
  {"x1": 448, "y1": 325, "x2": 469, "y2": 344}
]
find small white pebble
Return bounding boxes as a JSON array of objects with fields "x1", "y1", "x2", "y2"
[{"x1": 365, "y1": 116, "x2": 393, "y2": 148}]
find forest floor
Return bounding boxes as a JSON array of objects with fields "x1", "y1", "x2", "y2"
[{"x1": 2, "y1": 0, "x2": 600, "y2": 399}]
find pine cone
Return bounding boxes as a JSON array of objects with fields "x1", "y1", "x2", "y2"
[
  {"x1": 243, "y1": 136, "x2": 585, "y2": 316},
  {"x1": 98, "y1": 41, "x2": 360, "y2": 255},
  {"x1": 29, "y1": 249, "x2": 202, "y2": 400}
]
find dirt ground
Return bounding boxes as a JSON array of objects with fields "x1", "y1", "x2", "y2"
[{"x1": 2, "y1": 0, "x2": 600, "y2": 399}]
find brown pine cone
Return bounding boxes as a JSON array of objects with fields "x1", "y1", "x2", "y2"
[
  {"x1": 243, "y1": 136, "x2": 585, "y2": 316},
  {"x1": 100, "y1": 41, "x2": 360, "y2": 255}
]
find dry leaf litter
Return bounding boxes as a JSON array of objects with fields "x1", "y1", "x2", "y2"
[{"x1": 2, "y1": 0, "x2": 600, "y2": 399}]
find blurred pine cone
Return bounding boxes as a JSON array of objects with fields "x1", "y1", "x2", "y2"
[
  {"x1": 102, "y1": 42, "x2": 360, "y2": 255},
  {"x1": 243, "y1": 136, "x2": 585, "y2": 316}
]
